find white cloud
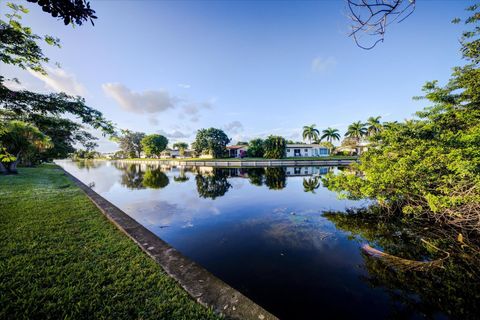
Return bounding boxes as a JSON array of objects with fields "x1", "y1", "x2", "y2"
[
  {"x1": 178, "y1": 83, "x2": 191, "y2": 89},
  {"x1": 149, "y1": 118, "x2": 159, "y2": 126},
  {"x1": 180, "y1": 100, "x2": 214, "y2": 122},
  {"x1": 102, "y1": 83, "x2": 178, "y2": 114},
  {"x1": 29, "y1": 66, "x2": 87, "y2": 96},
  {"x1": 223, "y1": 121, "x2": 244, "y2": 134},
  {"x1": 157, "y1": 129, "x2": 191, "y2": 139},
  {"x1": 311, "y1": 56, "x2": 337, "y2": 73}
]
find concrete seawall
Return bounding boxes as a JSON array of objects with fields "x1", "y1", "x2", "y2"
[{"x1": 62, "y1": 168, "x2": 278, "y2": 320}]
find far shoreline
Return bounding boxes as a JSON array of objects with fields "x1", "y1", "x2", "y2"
[{"x1": 73, "y1": 156, "x2": 358, "y2": 167}]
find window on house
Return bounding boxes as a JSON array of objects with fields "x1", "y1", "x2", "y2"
[
  {"x1": 286, "y1": 149, "x2": 290, "y2": 152},
  {"x1": 304, "y1": 149, "x2": 308, "y2": 152}
]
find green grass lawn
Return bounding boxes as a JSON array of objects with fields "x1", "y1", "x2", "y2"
[{"x1": 0, "y1": 164, "x2": 220, "y2": 319}]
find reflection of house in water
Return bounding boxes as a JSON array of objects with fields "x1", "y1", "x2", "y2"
[
  {"x1": 285, "y1": 166, "x2": 330, "y2": 176},
  {"x1": 224, "y1": 168, "x2": 248, "y2": 178}
]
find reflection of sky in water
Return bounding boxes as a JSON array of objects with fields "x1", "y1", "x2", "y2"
[{"x1": 56, "y1": 161, "x2": 428, "y2": 319}]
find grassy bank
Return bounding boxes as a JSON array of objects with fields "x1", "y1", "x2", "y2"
[{"x1": 0, "y1": 165, "x2": 220, "y2": 319}]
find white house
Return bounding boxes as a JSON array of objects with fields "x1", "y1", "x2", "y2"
[
  {"x1": 285, "y1": 144, "x2": 329, "y2": 158},
  {"x1": 159, "y1": 149, "x2": 180, "y2": 158},
  {"x1": 227, "y1": 145, "x2": 249, "y2": 158}
]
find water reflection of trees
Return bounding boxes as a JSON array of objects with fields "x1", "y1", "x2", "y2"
[
  {"x1": 173, "y1": 168, "x2": 190, "y2": 183},
  {"x1": 265, "y1": 167, "x2": 286, "y2": 190},
  {"x1": 111, "y1": 164, "x2": 342, "y2": 194},
  {"x1": 143, "y1": 169, "x2": 169, "y2": 189},
  {"x1": 113, "y1": 163, "x2": 169, "y2": 190},
  {"x1": 324, "y1": 210, "x2": 480, "y2": 319},
  {"x1": 195, "y1": 169, "x2": 232, "y2": 199},
  {"x1": 303, "y1": 177, "x2": 320, "y2": 193},
  {"x1": 74, "y1": 160, "x2": 104, "y2": 170},
  {"x1": 115, "y1": 163, "x2": 145, "y2": 189},
  {"x1": 247, "y1": 168, "x2": 265, "y2": 186}
]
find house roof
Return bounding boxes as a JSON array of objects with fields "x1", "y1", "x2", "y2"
[
  {"x1": 227, "y1": 145, "x2": 248, "y2": 150},
  {"x1": 286, "y1": 144, "x2": 328, "y2": 148}
]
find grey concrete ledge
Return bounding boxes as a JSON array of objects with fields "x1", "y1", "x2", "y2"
[
  {"x1": 112, "y1": 159, "x2": 356, "y2": 167},
  {"x1": 61, "y1": 168, "x2": 278, "y2": 320}
]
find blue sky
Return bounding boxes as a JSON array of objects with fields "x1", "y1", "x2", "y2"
[{"x1": 2, "y1": 0, "x2": 471, "y2": 151}]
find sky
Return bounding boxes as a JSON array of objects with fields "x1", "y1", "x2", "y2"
[{"x1": 1, "y1": 0, "x2": 472, "y2": 152}]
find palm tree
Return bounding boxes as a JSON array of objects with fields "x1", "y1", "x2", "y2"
[
  {"x1": 366, "y1": 116, "x2": 382, "y2": 136},
  {"x1": 0, "y1": 120, "x2": 52, "y2": 174},
  {"x1": 345, "y1": 121, "x2": 367, "y2": 142},
  {"x1": 320, "y1": 127, "x2": 341, "y2": 143},
  {"x1": 383, "y1": 121, "x2": 399, "y2": 130},
  {"x1": 173, "y1": 142, "x2": 189, "y2": 156},
  {"x1": 302, "y1": 124, "x2": 319, "y2": 144}
]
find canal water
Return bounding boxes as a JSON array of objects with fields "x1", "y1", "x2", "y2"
[{"x1": 56, "y1": 160, "x2": 479, "y2": 320}]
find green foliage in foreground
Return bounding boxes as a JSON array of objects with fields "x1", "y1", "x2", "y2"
[
  {"x1": 323, "y1": 7, "x2": 480, "y2": 231},
  {"x1": 0, "y1": 165, "x2": 220, "y2": 319}
]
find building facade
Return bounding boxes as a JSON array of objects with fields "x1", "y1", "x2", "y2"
[
  {"x1": 227, "y1": 145, "x2": 249, "y2": 158},
  {"x1": 285, "y1": 144, "x2": 329, "y2": 158}
]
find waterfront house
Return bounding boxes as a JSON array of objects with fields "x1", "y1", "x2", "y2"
[
  {"x1": 159, "y1": 149, "x2": 180, "y2": 158},
  {"x1": 227, "y1": 145, "x2": 249, "y2": 158},
  {"x1": 285, "y1": 144, "x2": 329, "y2": 158}
]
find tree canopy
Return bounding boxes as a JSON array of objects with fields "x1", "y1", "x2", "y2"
[
  {"x1": 0, "y1": 120, "x2": 52, "y2": 173},
  {"x1": 324, "y1": 5, "x2": 480, "y2": 232},
  {"x1": 141, "y1": 134, "x2": 168, "y2": 157},
  {"x1": 0, "y1": 0, "x2": 112, "y2": 170},
  {"x1": 172, "y1": 142, "x2": 188, "y2": 156},
  {"x1": 302, "y1": 124, "x2": 319, "y2": 144},
  {"x1": 26, "y1": 0, "x2": 97, "y2": 26},
  {"x1": 263, "y1": 135, "x2": 286, "y2": 159},
  {"x1": 320, "y1": 127, "x2": 340, "y2": 143},
  {"x1": 192, "y1": 128, "x2": 230, "y2": 158},
  {"x1": 247, "y1": 138, "x2": 265, "y2": 158},
  {"x1": 116, "y1": 130, "x2": 145, "y2": 158}
]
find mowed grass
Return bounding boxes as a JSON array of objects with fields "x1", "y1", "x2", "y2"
[{"x1": 0, "y1": 164, "x2": 221, "y2": 319}]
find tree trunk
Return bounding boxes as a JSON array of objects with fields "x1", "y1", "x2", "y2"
[
  {"x1": 7, "y1": 160, "x2": 19, "y2": 174},
  {"x1": 0, "y1": 160, "x2": 19, "y2": 174},
  {"x1": 0, "y1": 162, "x2": 7, "y2": 175}
]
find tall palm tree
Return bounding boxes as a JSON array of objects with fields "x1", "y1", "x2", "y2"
[
  {"x1": 302, "y1": 124, "x2": 319, "y2": 144},
  {"x1": 320, "y1": 127, "x2": 341, "y2": 143},
  {"x1": 366, "y1": 116, "x2": 382, "y2": 136},
  {"x1": 383, "y1": 121, "x2": 399, "y2": 130},
  {"x1": 345, "y1": 121, "x2": 367, "y2": 142}
]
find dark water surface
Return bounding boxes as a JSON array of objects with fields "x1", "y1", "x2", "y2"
[{"x1": 56, "y1": 160, "x2": 479, "y2": 320}]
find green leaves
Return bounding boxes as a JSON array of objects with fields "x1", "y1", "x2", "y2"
[
  {"x1": 263, "y1": 135, "x2": 286, "y2": 159},
  {"x1": 140, "y1": 134, "x2": 168, "y2": 157},
  {"x1": 192, "y1": 128, "x2": 230, "y2": 158},
  {"x1": 323, "y1": 4, "x2": 480, "y2": 231},
  {"x1": 1, "y1": 2, "x2": 62, "y2": 74},
  {"x1": 0, "y1": 147, "x2": 17, "y2": 163}
]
